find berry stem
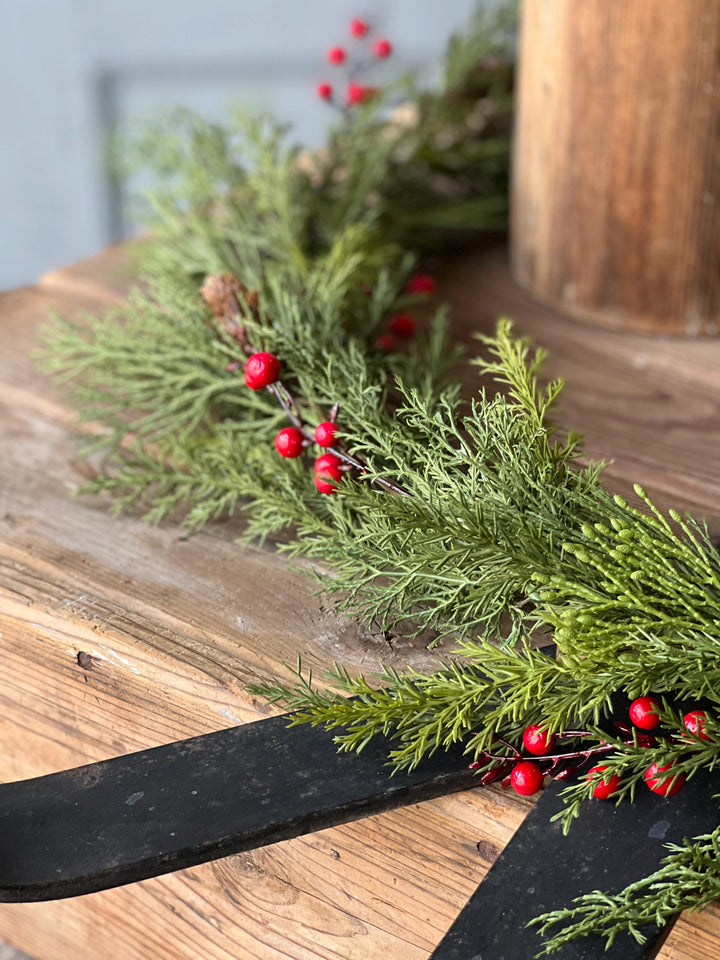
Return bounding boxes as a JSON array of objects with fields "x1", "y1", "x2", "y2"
[
  {"x1": 476, "y1": 729, "x2": 613, "y2": 777},
  {"x1": 328, "y1": 447, "x2": 411, "y2": 496},
  {"x1": 481, "y1": 743, "x2": 613, "y2": 766},
  {"x1": 267, "y1": 382, "x2": 304, "y2": 428}
]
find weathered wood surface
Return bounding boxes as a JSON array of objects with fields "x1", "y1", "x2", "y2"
[
  {"x1": 0, "y1": 243, "x2": 719, "y2": 958},
  {"x1": 512, "y1": 0, "x2": 720, "y2": 336}
]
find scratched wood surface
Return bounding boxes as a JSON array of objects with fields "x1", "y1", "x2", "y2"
[{"x1": 0, "y1": 243, "x2": 719, "y2": 959}]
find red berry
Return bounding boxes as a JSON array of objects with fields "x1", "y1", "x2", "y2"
[
  {"x1": 522, "y1": 725, "x2": 557, "y2": 757},
  {"x1": 274, "y1": 427, "x2": 304, "y2": 458},
  {"x1": 374, "y1": 333, "x2": 396, "y2": 352},
  {"x1": 315, "y1": 473, "x2": 340, "y2": 495},
  {"x1": 314, "y1": 453, "x2": 342, "y2": 474},
  {"x1": 314, "y1": 455, "x2": 343, "y2": 494},
  {"x1": 244, "y1": 352, "x2": 280, "y2": 390},
  {"x1": 387, "y1": 313, "x2": 416, "y2": 338},
  {"x1": 349, "y1": 17, "x2": 369, "y2": 37},
  {"x1": 683, "y1": 709, "x2": 711, "y2": 741},
  {"x1": 405, "y1": 273, "x2": 436, "y2": 295},
  {"x1": 316, "y1": 82, "x2": 333, "y2": 100},
  {"x1": 315, "y1": 421, "x2": 339, "y2": 448},
  {"x1": 510, "y1": 761, "x2": 544, "y2": 796},
  {"x1": 346, "y1": 83, "x2": 377, "y2": 106},
  {"x1": 373, "y1": 39, "x2": 393, "y2": 59},
  {"x1": 629, "y1": 696, "x2": 662, "y2": 730},
  {"x1": 587, "y1": 765, "x2": 621, "y2": 800},
  {"x1": 327, "y1": 47, "x2": 346, "y2": 65},
  {"x1": 644, "y1": 761, "x2": 686, "y2": 796}
]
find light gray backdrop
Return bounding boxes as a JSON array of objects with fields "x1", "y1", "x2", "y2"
[{"x1": 1, "y1": 0, "x2": 480, "y2": 290}]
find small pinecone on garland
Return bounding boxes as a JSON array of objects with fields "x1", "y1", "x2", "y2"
[{"x1": 200, "y1": 273, "x2": 259, "y2": 342}]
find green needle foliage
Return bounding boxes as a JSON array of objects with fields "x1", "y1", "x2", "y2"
[{"x1": 39, "y1": 3, "x2": 720, "y2": 953}]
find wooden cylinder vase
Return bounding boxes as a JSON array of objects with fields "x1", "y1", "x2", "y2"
[{"x1": 511, "y1": 0, "x2": 720, "y2": 335}]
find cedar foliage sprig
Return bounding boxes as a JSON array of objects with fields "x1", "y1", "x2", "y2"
[
  {"x1": 240, "y1": 317, "x2": 605, "y2": 641},
  {"x1": 38, "y1": 6, "x2": 520, "y2": 642}
]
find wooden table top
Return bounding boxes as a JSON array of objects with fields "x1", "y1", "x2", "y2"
[{"x1": 1, "y1": 243, "x2": 719, "y2": 959}]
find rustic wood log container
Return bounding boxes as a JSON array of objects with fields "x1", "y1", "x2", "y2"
[{"x1": 511, "y1": 0, "x2": 720, "y2": 336}]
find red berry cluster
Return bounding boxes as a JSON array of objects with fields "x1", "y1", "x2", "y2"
[
  {"x1": 593, "y1": 698, "x2": 713, "y2": 799},
  {"x1": 314, "y1": 452, "x2": 343, "y2": 494},
  {"x1": 241, "y1": 352, "x2": 348, "y2": 496},
  {"x1": 509, "y1": 725, "x2": 558, "y2": 796},
  {"x1": 317, "y1": 17, "x2": 394, "y2": 107},
  {"x1": 313, "y1": 423, "x2": 343, "y2": 494},
  {"x1": 467, "y1": 724, "x2": 565, "y2": 798},
  {"x1": 625, "y1": 695, "x2": 689, "y2": 798},
  {"x1": 468, "y1": 696, "x2": 714, "y2": 803},
  {"x1": 589, "y1": 697, "x2": 713, "y2": 799}
]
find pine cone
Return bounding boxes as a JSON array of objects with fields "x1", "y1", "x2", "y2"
[
  {"x1": 200, "y1": 273, "x2": 259, "y2": 343},
  {"x1": 201, "y1": 273, "x2": 242, "y2": 319}
]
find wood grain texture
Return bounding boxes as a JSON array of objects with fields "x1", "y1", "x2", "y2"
[
  {"x1": 1, "y1": 243, "x2": 719, "y2": 958},
  {"x1": 512, "y1": 0, "x2": 720, "y2": 335}
]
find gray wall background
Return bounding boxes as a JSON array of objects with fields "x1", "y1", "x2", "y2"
[{"x1": 1, "y1": 0, "x2": 480, "y2": 291}]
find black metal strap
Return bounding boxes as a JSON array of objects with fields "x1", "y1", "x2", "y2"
[
  {"x1": 430, "y1": 771, "x2": 720, "y2": 959},
  {"x1": 1, "y1": 712, "x2": 716, "y2": 959},
  {"x1": 0, "y1": 714, "x2": 473, "y2": 902}
]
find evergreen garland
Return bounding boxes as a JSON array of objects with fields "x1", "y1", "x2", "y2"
[{"x1": 39, "y1": 5, "x2": 720, "y2": 954}]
